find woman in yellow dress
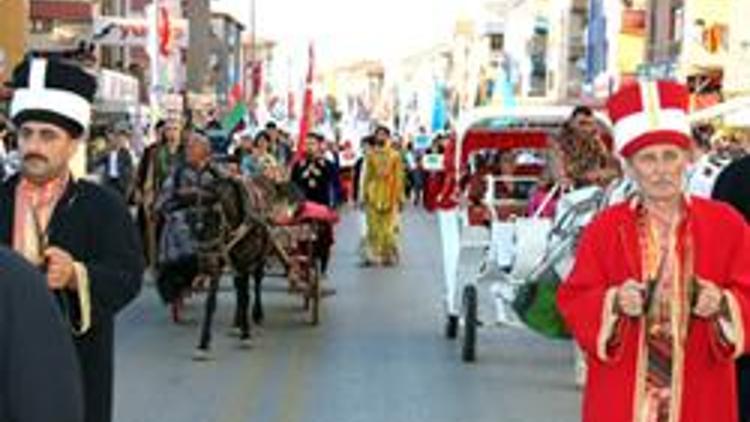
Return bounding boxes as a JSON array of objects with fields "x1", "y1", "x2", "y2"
[{"x1": 362, "y1": 131, "x2": 405, "y2": 266}]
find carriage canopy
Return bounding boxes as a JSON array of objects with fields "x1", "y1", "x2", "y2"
[{"x1": 454, "y1": 106, "x2": 613, "y2": 174}]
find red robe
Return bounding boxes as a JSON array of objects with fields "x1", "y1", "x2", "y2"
[
  {"x1": 558, "y1": 197, "x2": 750, "y2": 422},
  {"x1": 434, "y1": 138, "x2": 459, "y2": 211},
  {"x1": 423, "y1": 172, "x2": 444, "y2": 212}
]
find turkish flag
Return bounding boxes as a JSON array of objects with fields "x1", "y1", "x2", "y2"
[
  {"x1": 229, "y1": 83, "x2": 243, "y2": 107},
  {"x1": 294, "y1": 43, "x2": 315, "y2": 164}
]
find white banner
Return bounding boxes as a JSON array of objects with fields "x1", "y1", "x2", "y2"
[
  {"x1": 92, "y1": 16, "x2": 189, "y2": 49},
  {"x1": 423, "y1": 153, "x2": 444, "y2": 171}
]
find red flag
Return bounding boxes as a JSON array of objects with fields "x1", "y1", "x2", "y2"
[
  {"x1": 158, "y1": 7, "x2": 172, "y2": 57},
  {"x1": 294, "y1": 42, "x2": 315, "y2": 163},
  {"x1": 228, "y1": 82, "x2": 243, "y2": 108},
  {"x1": 251, "y1": 62, "x2": 263, "y2": 98}
]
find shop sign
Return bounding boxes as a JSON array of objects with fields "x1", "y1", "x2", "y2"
[{"x1": 92, "y1": 15, "x2": 188, "y2": 49}]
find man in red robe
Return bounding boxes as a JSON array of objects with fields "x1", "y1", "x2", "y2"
[{"x1": 558, "y1": 80, "x2": 750, "y2": 422}]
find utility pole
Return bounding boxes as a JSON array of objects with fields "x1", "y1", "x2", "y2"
[{"x1": 248, "y1": 0, "x2": 256, "y2": 103}]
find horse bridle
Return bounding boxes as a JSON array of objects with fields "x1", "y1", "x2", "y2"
[{"x1": 193, "y1": 177, "x2": 272, "y2": 270}]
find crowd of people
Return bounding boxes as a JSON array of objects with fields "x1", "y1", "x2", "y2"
[
  {"x1": 0, "y1": 55, "x2": 417, "y2": 422},
  {"x1": 5, "y1": 54, "x2": 750, "y2": 422}
]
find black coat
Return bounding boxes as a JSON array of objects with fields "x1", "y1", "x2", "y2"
[
  {"x1": 712, "y1": 155, "x2": 750, "y2": 222},
  {"x1": 96, "y1": 148, "x2": 134, "y2": 197},
  {"x1": 712, "y1": 155, "x2": 750, "y2": 422},
  {"x1": 0, "y1": 175, "x2": 144, "y2": 422},
  {"x1": 291, "y1": 158, "x2": 336, "y2": 207},
  {"x1": 0, "y1": 247, "x2": 84, "y2": 422}
]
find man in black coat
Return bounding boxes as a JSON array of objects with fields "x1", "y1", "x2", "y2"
[
  {"x1": 712, "y1": 153, "x2": 750, "y2": 422},
  {"x1": 0, "y1": 246, "x2": 84, "y2": 422},
  {"x1": 291, "y1": 132, "x2": 337, "y2": 207},
  {"x1": 1, "y1": 57, "x2": 144, "y2": 422},
  {"x1": 97, "y1": 121, "x2": 134, "y2": 198},
  {"x1": 291, "y1": 132, "x2": 338, "y2": 277}
]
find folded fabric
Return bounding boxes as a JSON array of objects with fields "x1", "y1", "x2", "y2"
[{"x1": 297, "y1": 201, "x2": 340, "y2": 224}]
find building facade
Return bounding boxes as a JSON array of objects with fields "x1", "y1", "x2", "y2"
[
  {"x1": 28, "y1": 0, "x2": 96, "y2": 52},
  {"x1": 0, "y1": 0, "x2": 29, "y2": 80},
  {"x1": 209, "y1": 12, "x2": 244, "y2": 108},
  {"x1": 184, "y1": 0, "x2": 211, "y2": 94}
]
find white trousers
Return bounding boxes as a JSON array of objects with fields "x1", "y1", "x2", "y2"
[{"x1": 437, "y1": 209, "x2": 461, "y2": 316}]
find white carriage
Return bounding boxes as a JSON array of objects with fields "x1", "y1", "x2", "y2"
[{"x1": 439, "y1": 106, "x2": 625, "y2": 362}]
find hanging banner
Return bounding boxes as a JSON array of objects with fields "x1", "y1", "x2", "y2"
[
  {"x1": 92, "y1": 16, "x2": 189, "y2": 48},
  {"x1": 414, "y1": 134, "x2": 432, "y2": 150}
]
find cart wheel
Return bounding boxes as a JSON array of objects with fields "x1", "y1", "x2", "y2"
[
  {"x1": 310, "y1": 267, "x2": 321, "y2": 326},
  {"x1": 303, "y1": 292, "x2": 311, "y2": 311},
  {"x1": 307, "y1": 235, "x2": 322, "y2": 326},
  {"x1": 299, "y1": 257, "x2": 311, "y2": 311},
  {"x1": 445, "y1": 315, "x2": 459, "y2": 339},
  {"x1": 462, "y1": 285, "x2": 478, "y2": 363}
]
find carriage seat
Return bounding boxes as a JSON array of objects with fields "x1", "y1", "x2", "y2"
[
  {"x1": 508, "y1": 163, "x2": 545, "y2": 177},
  {"x1": 274, "y1": 201, "x2": 339, "y2": 226},
  {"x1": 467, "y1": 200, "x2": 531, "y2": 226}
]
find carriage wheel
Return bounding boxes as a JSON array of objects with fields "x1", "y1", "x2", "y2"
[
  {"x1": 302, "y1": 265, "x2": 311, "y2": 310},
  {"x1": 445, "y1": 315, "x2": 459, "y2": 339},
  {"x1": 462, "y1": 285, "x2": 478, "y2": 363}
]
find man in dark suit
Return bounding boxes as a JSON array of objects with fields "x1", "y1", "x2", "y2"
[
  {"x1": 99, "y1": 120, "x2": 134, "y2": 197},
  {"x1": 291, "y1": 132, "x2": 338, "y2": 277},
  {"x1": 712, "y1": 150, "x2": 750, "y2": 422},
  {"x1": 0, "y1": 246, "x2": 84, "y2": 422},
  {"x1": 0, "y1": 57, "x2": 144, "y2": 422}
]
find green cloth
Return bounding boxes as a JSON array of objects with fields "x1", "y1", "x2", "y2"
[{"x1": 513, "y1": 280, "x2": 570, "y2": 339}]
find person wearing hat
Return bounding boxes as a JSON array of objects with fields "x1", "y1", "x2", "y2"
[
  {"x1": 0, "y1": 57, "x2": 144, "y2": 422},
  {"x1": 154, "y1": 127, "x2": 225, "y2": 322},
  {"x1": 557, "y1": 80, "x2": 750, "y2": 422},
  {"x1": 132, "y1": 116, "x2": 184, "y2": 267}
]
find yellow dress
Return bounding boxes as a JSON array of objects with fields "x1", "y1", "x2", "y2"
[{"x1": 362, "y1": 146, "x2": 405, "y2": 265}]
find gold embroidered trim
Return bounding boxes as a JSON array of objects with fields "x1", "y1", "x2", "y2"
[
  {"x1": 644, "y1": 82, "x2": 661, "y2": 130},
  {"x1": 71, "y1": 262, "x2": 92, "y2": 336}
]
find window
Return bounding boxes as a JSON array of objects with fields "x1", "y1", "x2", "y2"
[
  {"x1": 31, "y1": 19, "x2": 53, "y2": 34},
  {"x1": 489, "y1": 34, "x2": 504, "y2": 52},
  {"x1": 211, "y1": 19, "x2": 223, "y2": 39},
  {"x1": 228, "y1": 27, "x2": 237, "y2": 48},
  {"x1": 529, "y1": 24, "x2": 549, "y2": 97},
  {"x1": 671, "y1": 5, "x2": 684, "y2": 43}
]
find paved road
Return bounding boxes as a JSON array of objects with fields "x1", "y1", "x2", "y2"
[{"x1": 114, "y1": 208, "x2": 581, "y2": 422}]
